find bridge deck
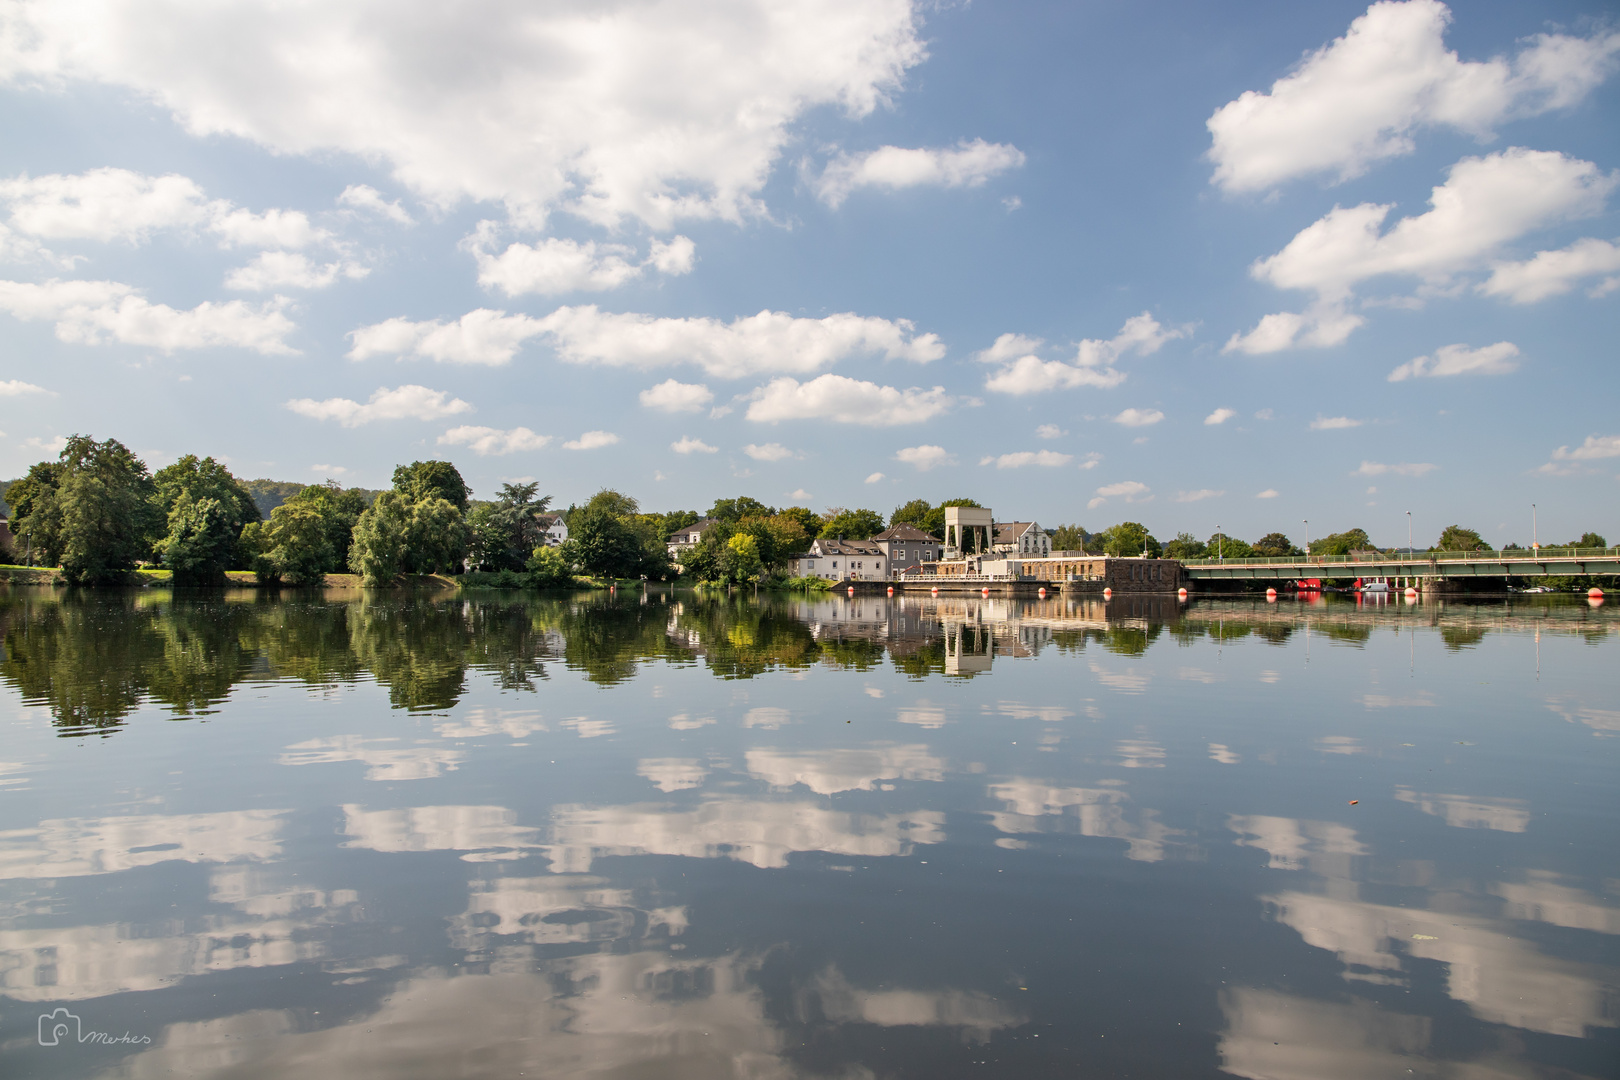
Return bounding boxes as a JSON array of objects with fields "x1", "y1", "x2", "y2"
[{"x1": 1182, "y1": 548, "x2": 1619, "y2": 580}]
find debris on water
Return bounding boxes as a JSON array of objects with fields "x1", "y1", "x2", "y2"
[{"x1": 1348, "y1": 800, "x2": 1359, "y2": 805}]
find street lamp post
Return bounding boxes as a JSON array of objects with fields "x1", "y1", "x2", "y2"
[
  {"x1": 1406, "y1": 510, "x2": 1412, "y2": 553},
  {"x1": 1217, "y1": 524, "x2": 1223, "y2": 563},
  {"x1": 1303, "y1": 520, "x2": 1310, "y2": 557},
  {"x1": 1532, "y1": 504, "x2": 1538, "y2": 550}
]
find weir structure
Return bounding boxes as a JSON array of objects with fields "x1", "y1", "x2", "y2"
[{"x1": 1179, "y1": 547, "x2": 1620, "y2": 583}]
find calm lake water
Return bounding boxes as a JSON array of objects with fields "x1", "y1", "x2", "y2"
[{"x1": 1, "y1": 588, "x2": 1616, "y2": 1079}]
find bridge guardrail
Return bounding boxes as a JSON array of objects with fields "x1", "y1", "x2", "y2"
[{"x1": 1181, "y1": 546, "x2": 1616, "y2": 568}]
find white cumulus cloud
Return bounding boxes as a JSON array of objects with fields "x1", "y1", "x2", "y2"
[
  {"x1": 0, "y1": 379, "x2": 50, "y2": 396},
  {"x1": 286, "y1": 384, "x2": 472, "y2": 428},
  {"x1": 464, "y1": 223, "x2": 695, "y2": 296},
  {"x1": 1225, "y1": 148, "x2": 1615, "y2": 354},
  {"x1": 639, "y1": 379, "x2": 714, "y2": 413},
  {"x1": 746, "y1": 374, "x2": 951, "y2": 426},
  {"x1": 1035, "y1": 423, "x2": 1066, "y2": 439},
  {"x1": 0, "y1": 167, "x2": 329, "y2": 249},
  {"x1": 1310, "y1": 416, "x2": 1363, "y2": 430},
  {"x1": 1480, "y1": 237, "x2": 1620, "y2": 303},
  {"x1": 225, "y1": 251, "x2": 368, "y2": 291},
  {"x1": 438, "y1": 425, "x2": 551, "y2": 456},
  {"x1": 744, "y1": 442, "x2": 794, "y2": 461},
  {"x1": 1256, "y1": 488, "x2": 1280, "y2": 499},
  {"x1": 1356, "y1": 461, "x2": 1437, "y2": 477},
  {"x1": 0, "y1": 0, "x2": 928, "y2": 230},
  {"x1": 337, "y1": 184, "x2": 412, "y2": 224},
  {"x1": 894, "y1": 445, "x2": 953, "y2": 471},
  {"x1": 1388, "y1": 341, "x2": 1519, "y2": 381},
  {"x1": 1087, "y1": 479, "x2": 1150, "y2": 510},
  {"x1": 979, "y1": 450, "x2": 1073, "y2": 469},
  {"x1": 352, "y1": 305, "x2": 945, "y2": 376},
  {"x1": 671, "y1": 436, "x2": 717, "y2": 454},
  {"x1": 864, "y1": 472, "x2": 885, "y2": 484},
  {"x1": 814, "y1": 139, "x2": 1025, "y2": 208},
  {"x1": 982, "y1": 314, "x2": 1186, "y2": 395},
  {"x1": 346, "y1": 309, "x2": 545, "y2": 365},
  {"x1": 564, "y1": 430, "x2": 620, "y2": 450},
  {"x1": 1112, "y1": 408, "x2": 1164, "y2": 427},
  {"x1": 533, "y1": 306, "x2": 944, "y2": 378},
  {"x1": 1551, "y1": 434, "x2": 1620, "y2": 462},
  {"x1": 1204, "y1": 408, "x2": 1236, "y2": 426},
  {"x1": 1176, "y1": 489, "x2": 1225, "y2": 503},
  {"x1": 0, "y1": 278, "x2": 297, "y2": 354},
  {"x1": 1206, "y1": 0, "x2": 1620, "y2": 193}
]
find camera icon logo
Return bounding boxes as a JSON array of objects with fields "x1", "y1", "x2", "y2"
[{"x1": 39, "y1": 1007, "x2": 81, "y2": 1046}]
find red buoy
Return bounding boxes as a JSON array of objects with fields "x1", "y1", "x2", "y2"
[
  {"x1": 1102, "y1": 587, "x2": 1112, "y2": 599},
  {"x1": 886, "y1": 586, "x2": 894, "y2": 596},
  {"x1": 1589, "y1": 587, "x2": 1605, "y2": 598},
  {"x1": 1037, "y1": 587, "x2": 1047, "y2": 598},
  {"x1": 1177, "y1": 587, "x2": 1188, "y2": 599}
]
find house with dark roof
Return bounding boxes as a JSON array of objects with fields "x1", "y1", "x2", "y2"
[
  {"x1": 790, "y1": 537, "x2": 888, "y2": 582},
  {"x1": 666, "y1": 518, "x2": 720, "y2": 564},
  {"x1": 871, "y1": 523, "x2": 942, "y2": 578}
]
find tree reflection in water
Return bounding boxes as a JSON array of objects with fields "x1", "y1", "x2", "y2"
[{"x1": 0, "y1": 589, "x2": 1609, "y2": 734}]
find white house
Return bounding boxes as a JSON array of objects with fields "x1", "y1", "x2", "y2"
[
  {"x1": 790, "y1": 537, "x2": 887, "y2": 581},
  {"x1": 666, "y1": 518, "x2": 719, "y2": 561},
  {"x1": 993, "y1": 521, "x2": 1050, "y2": 557},
  {"x1": 536, "y1": 513, "x2": 568, "y2": 547}
]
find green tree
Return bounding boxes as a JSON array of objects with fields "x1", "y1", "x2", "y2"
[
  {"x1": 263, "y1": 500, "x2": 336, "y2": 584},
  {"x1": 707, "y1": 495, "x2": 773, "y2": 523},
  {"x1": 568, "y1": 504, "x2": 645, "y2": 578},
  {"x1": 819, "y1": 507, "x2": 885, "y2": 540},
  {"x1": 890, "y1": 498, "x2": 933, "y2": 529},
  {"x1": 1204, "y1": 531, "x2": 1252, "y2": 559},
  {"x1": 775, "y1": 505, "x2": 822, "y2": 541},
  {"x1": 7, "y1": 461, "x2": 66, "y2": 566},
  {"x1": 1434, "y1": 525, "x2": 1487, "y2": 552},
  {"x1": 1570, "y1": 531, "x2": 1607, "y2": 549},
  {"x1": 153, "y1": 456, "x2": 260, "y2": 584},
  {"x1": 1162, "y1": 532, "x2": 1206, "y2": 559},
  {"x1": 349, "y1": 491, "x2": 413, "y2": 584},
  {"x1": 1252, "y1": 532, "x2": 1298, "y2": 557},
  {"x1": 278, "y1": 482, "x2": 369, "y2": 572},
  {"x1": 54, "y1": 436, "x2": 163, "y2": 583},
  {"x1": 661, "y1": 509, "x2": 701, "y2": 537},
  {"x1": 392, "y1": 460, "x2": 470, "y2": 510},
  {"x1": 406, "y1": 497, "x2": 470, "y2": 574},
  {"x1": 526, "y1": 545, "x2": 573, "y2": 587},
  {"x1": 467, "y1": 482, "x2": 551, "y2": 571},
  {"x1": 1050, "y1": 524, "x2": 1091, "y2": 551},
  {"x1": 724, "y1": 533, "x2": 764, "y2": 584},
  {"x1": 1312, "y1": 528, "x2": 1371, "y2": 557},
  {"x1": 1097, "y1": 521, "x2": 1161, "y2": 558},
  {"x1": 581, "y1": 489, "x2": 641, "y2": 519}
]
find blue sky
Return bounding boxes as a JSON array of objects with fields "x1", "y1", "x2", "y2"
[{"x1": 0, "y1": 0, "x2": 1615, "y2": 548}]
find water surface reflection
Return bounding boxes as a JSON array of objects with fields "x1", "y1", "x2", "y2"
[{"x1": 1, "y1": 589, "x2": 1615, "y2": 1078}]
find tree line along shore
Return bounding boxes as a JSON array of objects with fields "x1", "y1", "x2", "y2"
[{"x1": 0, "y1": 435, "x2": 1609, "y2": 589}]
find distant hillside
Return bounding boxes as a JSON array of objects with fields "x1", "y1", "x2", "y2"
[
  {"x1": 242, "y1": 479, "x2": 308, "y2": 518},
  {"x1": 242, "y1": 480, "x2": 382, "y2": 519}
]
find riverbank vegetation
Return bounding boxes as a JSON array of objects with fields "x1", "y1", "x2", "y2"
[{"x1": 0, "y1": 435, "x2": 1610, "y2": 590}]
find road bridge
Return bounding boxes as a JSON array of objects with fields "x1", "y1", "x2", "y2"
[{"x1": 1181, "y1": 547, "x2": 1619, "y2": 582}]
